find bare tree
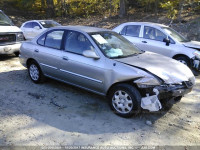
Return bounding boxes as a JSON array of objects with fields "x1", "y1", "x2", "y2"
[
  {"x1": 119, "y1": 0, "x2": 127, "y2": 17},
  {"x1": 46, "y1": 0, "x2": 55, "y2": 17},
  {"x1": 178, "y1": 0, "x2": 185, "y2": 22}
]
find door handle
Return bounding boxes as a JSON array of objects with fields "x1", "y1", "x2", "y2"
[
  {"x1": 62, "y1": 56, "x2": 68, "y2": 61},
  {"x1": 142, "y1": 41, "x2": 147, "y2": 43},
  {"x1": 34, "y1": 49, "x2": 39, "y2": 53}
]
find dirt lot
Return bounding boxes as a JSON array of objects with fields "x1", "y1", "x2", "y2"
[{"x1": 0, "y1": 54, "x2": 200, "y2": 147}]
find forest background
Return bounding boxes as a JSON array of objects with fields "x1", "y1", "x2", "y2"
[{"x1": 0, "y1": 0, "x2": 200, "y2": 40}]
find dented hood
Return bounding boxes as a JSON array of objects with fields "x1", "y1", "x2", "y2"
[
  {"x1": 115, "y1": 52, "x2": 194, "y2": 84},
  {"x1": 0, "y1": 26, "x2": 21, "y2": 33},
  {"x1": 183, "y1": 41, "x2": 200, "y2": 50}
]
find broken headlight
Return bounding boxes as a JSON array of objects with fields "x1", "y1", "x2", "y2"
[{"x1": 134, "y1": 76, "x2": 161, "y2": 88}]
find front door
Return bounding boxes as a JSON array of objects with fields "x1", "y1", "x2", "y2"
[
  {"x1": 138, "y1": 26, "x2": 174, "y2": 57},
  {"x1": 59, "y1": 31, "x2": 105, "y2": 94}
]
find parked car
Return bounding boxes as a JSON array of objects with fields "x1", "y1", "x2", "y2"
[
  {"x1": 20, "y1": 20, "x2": 61, "y2": 40},
  {"x1": 19, "y1": 26, "x2": 195, "y2": 117},
  {"x1": 0, "y1": 10, "x2": 24, "y2": 56},
  {"x1": 113, "y1": 22, "x2": 200, "y2": 73}
]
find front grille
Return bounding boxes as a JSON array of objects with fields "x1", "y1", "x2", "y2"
[{"x1": 0, "y1": 34, "x2": 16, "y2": 45}]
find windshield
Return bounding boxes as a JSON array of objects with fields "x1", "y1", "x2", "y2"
[
  {"x1": 90, "y1": 31, "x2": 142, "y2": 58},
  {"x1": 162, "y1": 27, "x2": 190, "y2": 42},
  {"x1": 39, "y1": 20, "x2": 60, "y2": 28},
  {"x1": 0, "y1": 11, "x2": 13, "y2": 26}
]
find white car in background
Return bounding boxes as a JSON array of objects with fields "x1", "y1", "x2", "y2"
[
  {"x1": 113, "y1": 22, "x2": 200, "y2": 73},
  {"x1": 20, "y1": 20, "x2": 61, "y2": 40}
]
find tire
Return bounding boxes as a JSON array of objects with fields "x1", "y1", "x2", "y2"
[
  {"x1": 28, "y1": 61, "x2": 45, "y2": 83},
  {"x1": 175, "y1": 56, "x2": 190, "y2": 68},
  {"x1": 174, "y1": 96, "x2": 182, "y2": 102},
  {"x1": 14, "y1": 52, "x2": 19, "y2": 57},
  {"x1": 108, "y1": 83, "x2": 142, "y2": 118}
]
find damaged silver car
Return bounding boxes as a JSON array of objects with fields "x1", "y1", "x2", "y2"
[{"x1": 19, "y1": 26, "x2": 195, "y2": 117}]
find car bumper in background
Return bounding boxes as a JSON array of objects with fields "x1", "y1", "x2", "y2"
[{"x1": 0, "y1": 43, "x2": 21, "y2": 54}]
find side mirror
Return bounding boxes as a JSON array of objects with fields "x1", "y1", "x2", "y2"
[
  {"x1": 34, "y1": 26, "x2": 40, "y2": 30},
  {"x1": 163, "y1": 38, "x2": 170, "y2": 46},
  {"x1": 83, "y1": 50, "x2": 100, "y2": 59}
]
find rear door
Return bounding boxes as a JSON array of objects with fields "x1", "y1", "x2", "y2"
[
  {"x1": 120, "y1": 25, "x2": 142, "y2": 48},
  {"x1": 22, "y1": 22, "x2": 33, "y2": 40},
  {"x1": 33, "y1": 29, "x2": 65, "y2": 78},
  {"x1": 32, "y1": 22, "x2": 43, "y2": 38}
]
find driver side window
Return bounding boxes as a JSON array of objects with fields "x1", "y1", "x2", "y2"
[
  {"x1": 65, "y1": 31, "x2": 94, "y2": 55},
  {"x1": 143, "y1": 26, "x2": 167, "y2": 42}
]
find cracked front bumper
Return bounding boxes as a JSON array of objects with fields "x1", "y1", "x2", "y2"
[
  {"x1": 155, "y1": 84, "x2": 193, "y2": 99},
  {"x1": 141, "y1": 82, "x2": 193, "y2": 100}
]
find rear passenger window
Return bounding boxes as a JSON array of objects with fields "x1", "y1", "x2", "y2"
[
  {"x1": 45, "y1": 30, "x2": 64, "y2": 49},
  {"x1": 32, "y1": 22, "x2": 41, "y2": 29},
  {"x1": 120, "y1": 26, "x2": 127, "y2": 35},
  {"x1": 121, "y1": 25, "x2": 141, "y2": 37},
  {"x1": 126, "y1": 25, "x2": 141, "y2": 37},
  {"x1": 37, "y1": 34, "x2": 46, "y2": 46},
  {"x1": 23, "y1": 22, "x2": 32, "y2": 28}
]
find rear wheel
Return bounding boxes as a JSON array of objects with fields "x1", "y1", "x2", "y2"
[
  {"x1": 28, "y1": 61, "x2": 45, "y2": 83},
  {"x1": 108, "y1": 84, "x2": 141, "y2": 118}
]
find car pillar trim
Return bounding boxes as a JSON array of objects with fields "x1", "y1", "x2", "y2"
[{"x1": 60, "y1": 69, "x2": 103, "y2": 84}]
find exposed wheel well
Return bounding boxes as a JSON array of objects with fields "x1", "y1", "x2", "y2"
[
  {"x1": 172, "y1": 54, "x2": 190, "y2": 60},
  {"x1": 106, "y1": 80, "x2": 140, "y2": 97},
  {"x1": 172, "y1": 54, "x2": 191, "y2": 66},
  {"x1": 26, "y1": 58, "x2": 37, "y2": 68}
]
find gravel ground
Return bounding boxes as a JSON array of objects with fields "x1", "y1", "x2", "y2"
[{"x1": 0, "y1": 55, "x2": 200, "y2": 147}]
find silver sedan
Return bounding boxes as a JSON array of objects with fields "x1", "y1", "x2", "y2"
[{"x1": 19, "y1": 26, "x2": 195, "y2": 117}]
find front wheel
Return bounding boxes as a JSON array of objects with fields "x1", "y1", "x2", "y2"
[
  {"x1": 175, "y1": 56, "x2": 190, "y2": 67},
  {"x1": 28, "y1": 61, "x2": 45, "y2": 83},
  {"x1": 108, "y1": 84, "x2": 141, "y2": 118}
]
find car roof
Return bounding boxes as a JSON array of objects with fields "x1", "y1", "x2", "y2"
[
  {"x1": 120, "y1": 22, "x2": 168, "y2": 28},
  {"x1": 50, "y1": 26, "x2": 110, "y2": 33}
]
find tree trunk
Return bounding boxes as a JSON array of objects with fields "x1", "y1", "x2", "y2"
[
  {"x1": 40, "y1": 0, "x2": 46, "y2": 13},
  {"x1": 109, "y1": 0, "x2": 113, "y2": 17},
  {"x1": 63, "y1": 0, "x2": 67, "y2": 17},
  {"x1": 155, "y1": 0, "x2": 158, "y2": 16},
  {"x1": 46, "y1": 0, "x2": 55, "y2": 17},
  {"x1": 178, "y1": 0, "x2": 184, "y2": 22},
  {"x1": 119, "y1": 0, "x2": 127, "y2": 18}
]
